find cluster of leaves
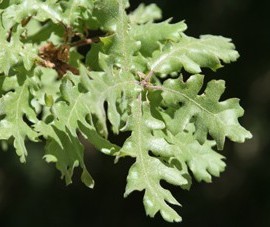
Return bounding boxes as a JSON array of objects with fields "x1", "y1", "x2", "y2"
[{"x1": 0, "y1": 0, "x2": 252, "y2": 222}]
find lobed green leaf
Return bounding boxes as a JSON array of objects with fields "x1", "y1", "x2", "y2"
[
  {"x1": 132, "y1": 20, "x2": 187, "y2": 57},
  {"x1": 129, "y1": 3, "x2": 162, "y2": 24},
  {"x1": 0, "y1": 74, "x2": 38, "y2": 162},
  {"x1": 0, "y1": 25, "x2": 37, "y2": 74},
  {"x1": 122, "y1": 99, "x2": 189, "y2": 222},
  {"x1": 161, "y1": 74, "x2": 252, "y2": 149},
  {"x1": 149, "y1": 34, "x2": 240, "y2": 75}
]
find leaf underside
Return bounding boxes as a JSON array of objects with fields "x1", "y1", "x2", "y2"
[{"x1": 0, "y1": 0, "x2": 252, "y2": 223}]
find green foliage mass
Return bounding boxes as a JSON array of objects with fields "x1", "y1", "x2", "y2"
[{"x1": 0, "y1": 0, "x2": 252, "y2": 222}]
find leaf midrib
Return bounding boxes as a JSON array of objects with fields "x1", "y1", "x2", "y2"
[
  {"x1": 150, "y1": 38, "x2": 230, "y2": 72},
  {"x1": 162, "y1": 87, "x2": 213, "y2": 115},
  {"x1": 14, "y1": 83, "x2": 28, "y2": 159},
  {"x1": 134, "y1": 99, "x2": 162, "y2": 207},
  {"x1": 98, "y1": 0, "x2": 132, "y2": 71}
]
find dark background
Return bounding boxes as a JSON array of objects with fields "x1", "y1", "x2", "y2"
[{"x1": 0, "y1": 0, "x2": 269, "y2": 226}]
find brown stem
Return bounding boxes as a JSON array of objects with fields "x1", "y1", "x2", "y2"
[
  {"x1": 21, "y1": 16, "x2": 32, "y2": 27},
  {"x1": 70, "y1": 37, "x2": 100, "y2": 47},
  {"x1": 6, "y1": 27, "x2": 13, "y2": 42},
  {"x1": 144, "y1": 70, "x2": 154, "y2": 83}
]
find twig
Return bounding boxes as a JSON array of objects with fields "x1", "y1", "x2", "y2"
[{"x1": 70, "y1": 37, "x2": 100, "y2": 47}]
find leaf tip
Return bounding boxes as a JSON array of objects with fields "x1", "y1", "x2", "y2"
[
  {"x1": 43, "y1": 154, "x2": 58, "y2": 163},
  {"x1": 81, "y1": 169, "x2": 95, "y2": 189}
]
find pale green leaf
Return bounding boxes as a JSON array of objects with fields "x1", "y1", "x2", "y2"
[
  {"x1": 81, "y1": 64, "x2": 140, "y2": 135},
  {"x1": 122, "y1": 99, "x2": 188, "y2": 222},
  {"x1": 79, "y1": 122, "x2": 120, "y2": 156},
  {"x1": 149, "y1": 34, "x2": 240, "y2": 74},
  {"x1": 29, "y1": 67, "x2": 60, "y2": 118},
  {"x1": 0, "y1": 74, "x2": 19, "y2": 95},
  {"x1": 43, "y1": 154, "x2": 58, "y2": 163},
  {"x1": 0, "y1": 25, "x2": 37, "y2": 74},
  {"x1": 50, "y1": 73, "x2": 92, "y2": 136},
  {"x1": 0, "y1": 75, "x2": 38, "y2": 162},
  {"x1": 156, "y1": 123, "x2": 226, "y2": 183},
  {"x1": 161, "y1": 74, "x2": 252, "y2": 149},
  {"x1": 1, "y1": 0, "x2": 63, "y2": 29},
  {"x1": 44, "y1": 124, "x2": 94, "y2": 188},
  {"x1": 61, "y1": 0, "x2": 94, "y2": 26},
  {"x1": 92, "y1": 0, "x2": 141, "y2": 71},
  {"x1": 132, "y1": 20, "x2": 187, "y2": 57},
  {"x1": 129, "y1": 3, "x2": 162, "y2": 24},
  {"x1": 92, "y1": 0, "x2": 129, "y2": 32},
  {"x1": 35, "y1": 67, "x2": 137, "y2": 185}
]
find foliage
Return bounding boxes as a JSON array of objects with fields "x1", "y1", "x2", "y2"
[{"x1": 0, "y1": 0, "x2": 252, "y2": 222}]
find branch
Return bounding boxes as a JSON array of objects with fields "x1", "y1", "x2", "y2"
[{"x1": 70, "y1": 37, "x2": 100, "y2": 47}]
